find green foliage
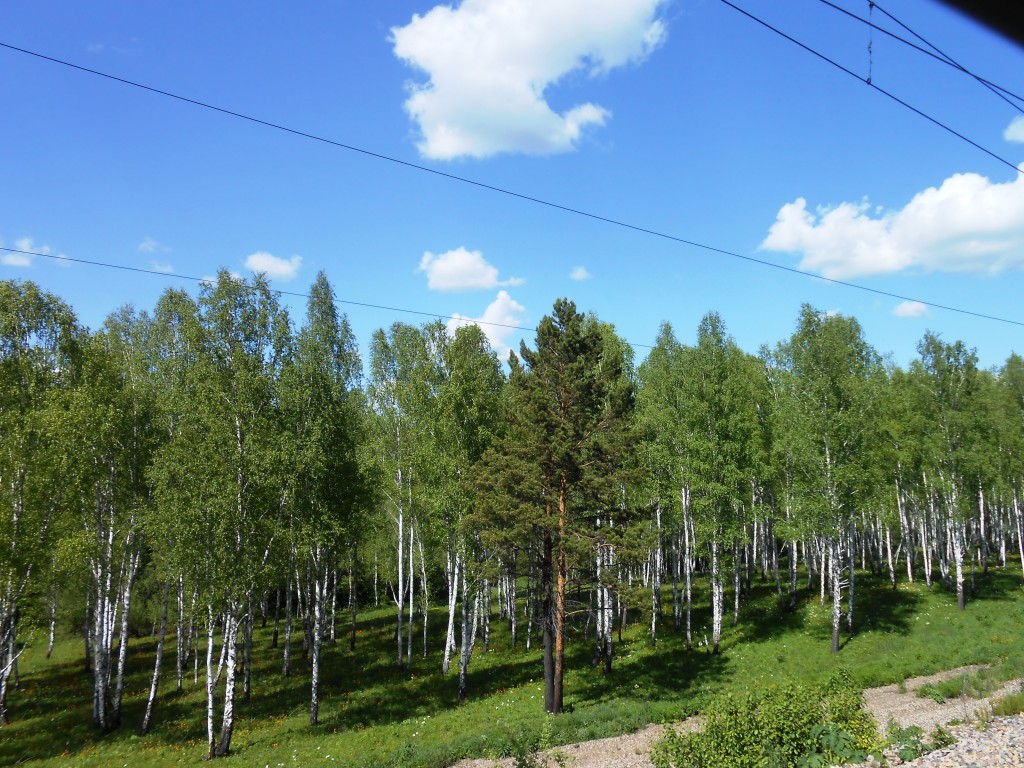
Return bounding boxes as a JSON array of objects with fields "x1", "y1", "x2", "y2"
[
  {"x1": 796, "y1": 724, "x2": 866, "y2": 768},
  {"x1": 885, "y1": 721, "x2": 956, "y2": 761},
  {"x1": 652, "y1": 672, "x2": 880, "y2": 768},
  {"x1": 916, "y1": 683, "x2": 947, "y2": 703},
  {"x1": 4, "y1": 568, "x2": 1024, "y2": 767},
  {"x1": 990, "y1": 686, "x2": 1024, "y2": 717}
]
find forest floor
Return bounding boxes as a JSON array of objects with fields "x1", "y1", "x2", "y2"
[
  {"x1": 454, "y1": 665, "x2": 1024, "y2": 768},
  {"x1": 4, "y1": 568, "x2": 1024, "y2": 767}
]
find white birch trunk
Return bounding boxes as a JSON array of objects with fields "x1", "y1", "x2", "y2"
[
  {"x1": 710, "y1": 537, "x2": 722, "y2": 654},
  {"x1": 141, "y1": 581, "x2": 170, "y2": 734},
  {"x1": 442, "y1": 551, "x2": 460, "y2": 675}
]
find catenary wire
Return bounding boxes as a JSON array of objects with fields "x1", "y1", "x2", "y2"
[
  {"x1": 813, "y1": 0, "x2": 1024, "y2": 108},
  {"x1": 870, "y1": 0, "x2": 1023, "y2": 112},
  {"x1": 717, "y1": 0, "x2": 1021, "y2": 174}
]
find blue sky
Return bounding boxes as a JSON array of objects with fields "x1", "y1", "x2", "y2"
[{"x1": 2, "y1": 0, "x2": 1023, "y2": 371}]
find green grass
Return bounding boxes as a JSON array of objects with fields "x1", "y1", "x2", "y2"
[
  {"x1": 915, "y1": 662, "x2": 1022, "y2": 703},
  {"x1": 990, "y1": 688, "x2": 1024, "y2": 717},
  {"x1": 2, "y1": 566, "x2": 1023, "y2": 767}
]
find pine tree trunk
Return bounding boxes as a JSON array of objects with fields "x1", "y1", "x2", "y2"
[
  {"x1": 542, "y1": 524, "x2": 555, "y2": 713},
  {"x1": 553, "y1": 482, "x2": 568, "y2": 714}
]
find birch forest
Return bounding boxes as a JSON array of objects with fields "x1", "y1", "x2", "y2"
[{"x1": 3, "y1": 273, "x2": 1024, "y2": 758}]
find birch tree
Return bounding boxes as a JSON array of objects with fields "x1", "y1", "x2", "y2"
[
  {"x1": 150, "y1": 272, "x2": 289, "y2": 757},
  {"x1": 772, "y1": 305, "x2": 881, "y2": 652},
  {"x1": 0, "y1": 280, "x2": 80, "y2": 726},
  {"x1": 56, "y1": 312, "x2": 155, "y2": 731},
  {"x1": 280, "y1": 272, "x2": 366, "y2": 725},
  {"x1": 910, "y1": 333, "x2": 981, "y2": 611}
]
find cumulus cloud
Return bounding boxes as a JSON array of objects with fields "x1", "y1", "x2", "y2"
[
  {"x1": 569, "y1": 266, "x2": 591, "y2": 281},
  {"x1": 1, "y1": 252, "x2": 32, "y2": 267},
  {"x1": 2, "y1": 237, "x2": 69, "y2": 268},
  {"x1": 893, "y1": 300, "x2": 929, "y2": 318},
  {"x1": 419, "y1": 247, "x2": 524, "y2": 291},
  {"x1": 391, "y1": 0, "x2": 668, "y2": 159},
  {"x1": 138, "y1": 237, "x2": 171, "y2": 254},
  {"x1": 1005, "y1": 116, "x2": 1024, "y2": 143},
  {"x1": 245, "y1": 251, "x2": 302, "y2": 280},
  {"x1": 760, "y1": 166, "x2": 1024, "y2": 279},
  {"x1": 150, "y1": 261, "x2": 174, "y2": 274},
  {"x1": 447, "y1": 290, "x2": 526, "y2": 359}
]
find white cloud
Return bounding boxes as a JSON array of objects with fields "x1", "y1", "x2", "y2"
[
  {"x1": 1005, "y1": 116, "x2": 1024, "y2": 143},
  {"x1": 1, "y1": 252, "x2": 32, "y2": 267},
  {"x1": 3, "y1": 237, "x2": 70, "y2": 268},
  {"x1": 150, "y1": 261, "x2": 174, "y2": 274},
  {"x1": 244, "y1": 251, "x2": 302, "y2": 281},
  {"x1": 893, "y1": 300, "x2": 929, "y2": 318},
  {"x1": 391, "y1": 0, "x2": 668, "y2": 159},
  {"x1": 569, "y1": 266, "x2": 591, "y2": 281},
  {"x1": 138, "y1": 237, "x2": 171, "y2": 254},
  {"x1": 761, "y1": 166, "x2": 1024, "y2": 279},
  {"x1": 419, "y1": 247, "x2": 524, "y2": 291},
  {"x1": 447, "y1": 290, "x2": 526, "y2": 359}
]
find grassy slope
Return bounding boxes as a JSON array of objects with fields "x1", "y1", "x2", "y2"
[{"x1": 2, "y1": 567, "x2": 1023, "y2": 767}]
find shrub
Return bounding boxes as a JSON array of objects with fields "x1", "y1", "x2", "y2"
[
  {"x1": 651, "y1": 671, "x2": 880, "y2": 768},
  {"x1": 885, "y1": 721, "x2": 955, "y2": 761}
]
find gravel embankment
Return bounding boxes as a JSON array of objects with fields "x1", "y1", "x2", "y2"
[{"x1": 453, "y1": 665, "x2": 1024, "y2": 768}]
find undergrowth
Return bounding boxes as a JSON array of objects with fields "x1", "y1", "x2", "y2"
[{"x1": 2, "y1": 568, "x2": 1022, "y2": 767}]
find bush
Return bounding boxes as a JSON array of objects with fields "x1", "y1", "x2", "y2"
[
  {"x1": 885, "y1": 721, "x2": 954, "y2": 761},
  {"x1": 651, "y1": 671, "x2": 881, "y2": 768}
]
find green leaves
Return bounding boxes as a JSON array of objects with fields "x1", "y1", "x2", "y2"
[{"x1": 652, "y1": 673, "x2": 880, "y2": 768}]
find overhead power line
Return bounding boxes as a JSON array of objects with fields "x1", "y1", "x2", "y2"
[
  {"x1": 870, "y1": 0, "x2": 1023, "y2": 112},
  {"x1": 1, "y1": 37, "x2": 1023, "y2": 333},
  {"x1": 0, "y1": 245, "x2": 606, "y2": 346},
  {"x1": 813, "y1": 0, "x2": 1024, "y2": 108},
  {"x1": 717, "y1": 0, "x2": 1022, "y2": 174},
  {"x1": 4, "y1": 242, "x2": 1023, "y2": 339}
]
